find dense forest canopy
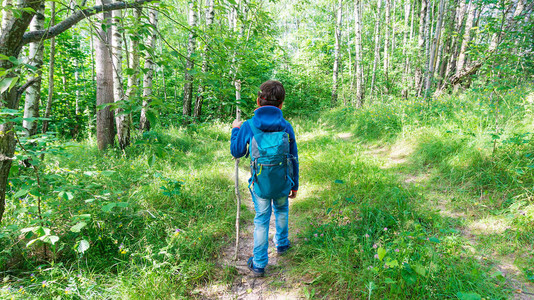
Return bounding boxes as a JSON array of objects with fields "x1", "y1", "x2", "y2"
[{"x1": 1, "y1": 0, "x2": 534, "y2": 298}]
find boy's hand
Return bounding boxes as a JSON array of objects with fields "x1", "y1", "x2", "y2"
[
  {"x1": 289, "y1": 190, "x2": 297, "y2": 199},
  {"x1": 232, "y1": 119, "x2": 243, "y2": 128}
]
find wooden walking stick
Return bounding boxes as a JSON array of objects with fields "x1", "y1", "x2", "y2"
[{"x1": 234, "y1": 80, "x2": 242, "y2": 261}]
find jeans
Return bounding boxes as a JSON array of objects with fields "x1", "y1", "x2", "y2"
[{"x1": 251, "y1": 190, "x2": 290, "y2": 269}]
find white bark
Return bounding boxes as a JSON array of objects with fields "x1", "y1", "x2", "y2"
[
  {"x1": 140, "y1": 8, "x2": 157, "y2": 131},
  {"x1": 401, "y1": 0, "x2": 411, "y2": 97},
  {"x1": 182, "y1": 0, "x2": 197, "y2": 119},
  {"x1": 354, "y1": 0, "x2": 364, "y2": 105},
  {"x1": 370, "y1": 0, "x2": 382, "y2": 94},
  {"x1": 42, "y1": 1, "x2": 55, "y2": 134},
  {"x1": 454, "y1": 1, "x2": 475, "y2": 90},
  {"x1": 425, "y1": 0, "x2": 446, "y2": 98},
  {"x1": 112, "y1": 4, "x2": 128, "y2": 149},
  {"x1": 331, "y1": 0, "x2": 342, "y2": 105},
  {"x1": 414, "y1": 0, "x2": 427, "y2": 94},
  {"x1": 194, "y1": 0, "x2": 214, "y2": 119},
  {"x1": 383, "y1": 0, "x2": 390, "y2": 81},
  {"x1": 22, "y1": 2, "x2": 44, "y2": 136}
]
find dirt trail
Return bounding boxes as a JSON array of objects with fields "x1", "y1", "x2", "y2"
[
  {"x1": 364, "y1": 144, "x2": 534, "y2": 299},
  {"x1": 193, "y1": 171, "x2": 303, "y2": 299}
]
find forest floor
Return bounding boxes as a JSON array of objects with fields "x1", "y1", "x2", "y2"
[
  {"x1": 194, "y1": 171, "x2": 304, "y2": 299},
  {"x1": 364, "y1": 141, "x2": 534, "y2": 300},
  {"x1": 195, "y1": 126, "x2": 534, "y2": 299}
]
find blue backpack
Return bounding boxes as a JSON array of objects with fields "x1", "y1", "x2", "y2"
[{"x1": 248, "y1": 121, "x2": 294, "y2": 199}]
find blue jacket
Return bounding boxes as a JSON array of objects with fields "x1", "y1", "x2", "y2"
[{"x1": 231, "y1": 106, "x2": 299, "y2": 192}]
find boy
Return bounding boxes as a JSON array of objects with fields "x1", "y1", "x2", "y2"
[{"x1": 230, "y1": 80, "x2": 299, "y2": 277}]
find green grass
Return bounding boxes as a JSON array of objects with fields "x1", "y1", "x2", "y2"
[{"x1": 2, "y1": 84, "x2": 534, "y2": 299}]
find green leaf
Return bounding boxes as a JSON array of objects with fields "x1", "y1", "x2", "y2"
[
  {"x1": 326, "y1": 207, "x2": 332, "y2": 214},
  {"x1": 428, "y1": 237, "x2": 440, "y2": 243},
  {"x1": 102, "y1": 203, "x2": 116, "y2": 212},
  {"x1": 42, "y1": 235, "x2": 59, "y2": 245},
  {"x1": 413, "y1": 264, "x2": 426, "y2": 277},
  {"x1": 334, "y1": 179, "x2": 344, "y2": 184},
  {"x1": 401, "y1": 268, "x2": 417, "y2": 285},
  {"x1": 101, "y1": 170, "x2": 116, "y2": 176},
  {"x1": 377, "y1": 247, "x2": 386, "y2": 261},
  {"x1": 70, "y1": 222, "x2": 87, "y2": 233},
  {"x1": 77, "y1": 239, "x2": 90, "y2": 254},
  {"x1": 148, "y1": 154, "x2": 156, "y2": 167},
  {"x1": 456, "y1": 292, "x2": 481, "y2": 300},
  {"x1": 13, "y1": 189, "x2": 29, "y2": 199},
  {"x1": 385, "y1": 259, "x2": 399, "y2": 268},
  {"x1": 0, "y1": 77, "x2": 18, "y2": 93}
]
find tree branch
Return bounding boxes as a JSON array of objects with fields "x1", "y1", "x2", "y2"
[{"x1": 21, "y1": 0, "x2": 157, "y2": 45}]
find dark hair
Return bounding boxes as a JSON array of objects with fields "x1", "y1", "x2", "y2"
[{"x1": 258, "y1": 80, "x2": 285, "y2": 107}]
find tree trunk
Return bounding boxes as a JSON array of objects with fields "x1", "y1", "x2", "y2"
[
  {"x1": 414, "y1": 0, "x2": 427, "y2": 95},
  {"x1": 445, "y1": 0, "x2": 466, "y2": 80},
  {"x1": 42, "y1": 1, "x2": 55, "y2": 133},
  {"x1": 126, "y1": 7, "x2": 140, "y2": 120},
  {"x1": 182, "y1": 0, "x2": 197, "y2": 120},
  {"x1": 354, "y1": 0, "x2": 365, "y2": 106},
  {"x1": 0, "y1": 0, "x2": 44, "y2": 223},
  {"x1": 424, "y1": 0, "x2": 446, "y2": 98},
  {"x1": 383, "y1": 0, "x2": 390, "y2": 91},
  {"x1": 370, "y1": 0, "x2": 382, "y2": 94},
  {"x1": 140, "y1": 8, "x2": 157, "y2": 132},
  {"x1": 331, "y1": 0, "x2": 342, "y2": 106},
  {"x1": 454, "y1": 0, "x2": 475, "y2": 91},
  {"x1": 96, "y1": 0, "x2": 115, "y2": 150},
  {"x1": 22, "y1": 3, "x2": 45, "y2": 136},
  {"x1": 401, "y1": 0, "x2": 412, "y2": 97},
  {"x1": 194, "y1": 0, "x2": 214, "y2": 119},
  {"x1": 112, "y1": 5, "x2": 128, "y2": 149}
]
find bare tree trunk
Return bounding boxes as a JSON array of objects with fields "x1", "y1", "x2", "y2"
[
  {"x1": 182, "y1": 0, "x2": 197, "y2": 121},
  {"x1": 424, "y1": 0, "x2": 445, "y2": 98},
  {"x1": 445, "y1": 0, "x2": 466, "y2": 80},
  {"x1": 383, "y1": 0, "x2": 390, "y2": 91},
  {"x1": 414, "y1": 0, "x2": 427, "y2": 95},
  {"x1": 126, "y1": 8, "x2": 141, "y2": 108},
  {"x1": 194, "y1": 0, "x2": 214, "y2": 119},
  {"x1": 418, "y1": 0, "x2": 431, "y2": 96},
  {"x1": 354, "y1": 0, "x2": 365, "y2": 106},
  {"x1": 140, "y1": 9, "x2": 157, "y2": 132},
  {"x1": 42, "y1": 1, "x2": 55, "y2": 133},
  {"x1": 401, "y1": 0, "x2": 412, "y2": 97},
  {"x1": 370, "y1": 0, "x2": 382, "y2": 94},
  {"x1": 96, "y1": 0, "x2": 115, "y2": 150},
  {"x1": 454, "y1": 1, "x2": 475, "y2": 91},
  {"x1": 22, "y1": 3, "x2": 45, "y2": 136},
  {"x1": 112, "y1": 5, "x2": 128, "y2": 149},
  {"x1": 331, "y1": 0, "x2": 342, "y2": 106}
]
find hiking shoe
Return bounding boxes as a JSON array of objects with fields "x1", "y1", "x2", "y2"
[
  {"x1": 247, "y1": 257, "x2": 265, "y2": 277},
  {"x1": 277, "y1": 244, "x2": 291, "y2": 255}
]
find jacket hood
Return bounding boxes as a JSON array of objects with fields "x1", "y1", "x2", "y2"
[{"x1": 251, "y1": 106, "x2": 286, "y2": 132}]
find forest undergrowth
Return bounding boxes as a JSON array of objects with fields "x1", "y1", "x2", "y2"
[{"x1": 1, "y1": 85, "x2": 534, "y2": 299}]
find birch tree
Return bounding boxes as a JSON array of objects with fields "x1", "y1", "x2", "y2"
[
  {"x1": 42, "y1": 1, "x2": 55, "y2": 133},
  {"x1": 140, "y1": 8, "x2": 157, "y2": 132},
  {"x1": 112, "y1": 5, "x2": 129, "y2": 149},
  {"x1": 182, "y1": 0, "x2": 197, "y2": 120},
  {"x1": 331, "y1": 0, "x2": 342, "y2": 105},
  {"x1": 194, "y1": 0, "x2": 214, "y2": 119},
  {"x1": 414, "y1": 0, "x2": 427, "y2": 93},
  {"x1": 370, "y1": 0, "x2": 382, "y2": 94},
  {"x1": 22, "y1": 3, "x2": 45, "y2": 136},
  {"x1": 354, "y1": 0, "x2": 364, "y2": 106},
  {"x1": 383, "y1": 0, "x2": 390, "y2": 90},
  {"x1": 424, "y1": 0, "x2": 445, "y2": 98}
]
